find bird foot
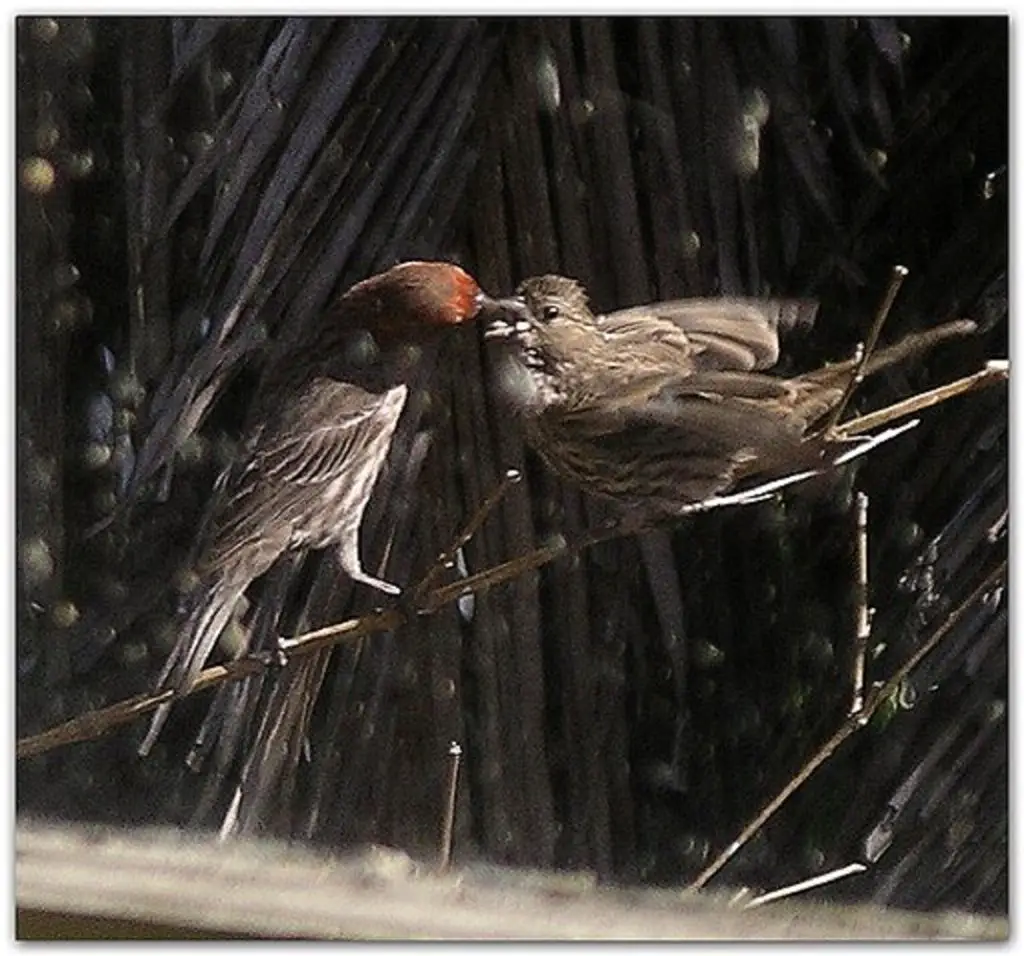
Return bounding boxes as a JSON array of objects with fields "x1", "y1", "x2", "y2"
[
  {"x1": 252, "y1": 646, "x2": 289, "y2": 671},
  {"x1": 348, "y1": 567, "x2": 402, "y2": 596}
]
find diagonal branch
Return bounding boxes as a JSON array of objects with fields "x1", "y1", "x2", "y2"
[
  {"x1": 835, "y1": 361, "x2": 1008, "y2": 438},
  {"x1": 17, "y1": 609, "x2": 401, "y2": 759},
  {"x1": 685, "y1": 558, "x2": 1007, "y2": 893},
  {"x1": 824, "y1": 264, "x2": 909, "y2": 435}
]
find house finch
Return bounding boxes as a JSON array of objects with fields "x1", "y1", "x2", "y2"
[
  {"x1": 139, "y1": 261, "x2": 519, "y2": 756},
  {"x1": 484, "y1": 274, "x2": 975, "y2": 520}
]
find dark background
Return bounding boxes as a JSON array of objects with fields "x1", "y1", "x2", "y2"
[{"x1": 17, "y1": 16, "x2": 1007, "y2": 915}]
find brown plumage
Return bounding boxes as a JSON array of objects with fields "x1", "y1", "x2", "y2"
[
  {"x1": 485, "y1": 275, "x2": 975, "y2": 520},
  {"x1": 140, "y1": 261, "x2": 518, "y2": 755}
]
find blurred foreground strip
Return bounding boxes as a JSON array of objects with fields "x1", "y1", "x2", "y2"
[{"x1": 16, "y1": 820, "x2": 1006, "y2": 941}]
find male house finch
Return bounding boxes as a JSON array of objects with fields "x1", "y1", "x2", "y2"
[
  {"x1": 140, "y1": 261, "x2": 518, "y2": 755},
  {"x1": 485, "y1": 274, "x2": 974, "y2": 521}
]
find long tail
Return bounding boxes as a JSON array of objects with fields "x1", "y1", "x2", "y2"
[
  {"x1": 798, "y1": 319, "x2": 977, "y2": 388},
  {"x1": 137, "y1": 575, "x2": 245, "y2": 757},
  {"x1": 791, "y1": 319, "x2": 978, "y2": 431}
]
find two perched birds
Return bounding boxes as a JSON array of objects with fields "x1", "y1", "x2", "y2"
[{"x1": 138, "y1": 260, "x2": 973, "y2": 753}]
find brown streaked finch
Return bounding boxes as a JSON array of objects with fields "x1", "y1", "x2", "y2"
[{"x1": 484, "y1": 274, "x2": 975, "y2": 521}]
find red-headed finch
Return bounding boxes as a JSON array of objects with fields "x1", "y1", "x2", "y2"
[{"x1": 140, "y1": 261, "x2": 522, "y2": 755}]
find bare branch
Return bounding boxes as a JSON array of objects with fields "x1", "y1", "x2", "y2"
[
  {"x1": 685, "y1": 559, "x2": 1007, "y2": 892},
  {"x1": 743, "y1": 862, "x2": 868, "y2": 909},
  {"x1": 851, "y1": 492, "x2": 870, "y2": 717},
  {"x1": 824, "y1": 265, "x2": 909, "y2": 435},
  {"x1": 412, "y1": 467, "x2": 521, "y2": 605},
  {"x1": 836, "y1": 362, "x2": 1008, "y2": 439},
  {"x1": 438, "y1": 741, "x2": 463, "y2": 871}
]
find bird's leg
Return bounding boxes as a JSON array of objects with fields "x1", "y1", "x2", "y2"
[
  {"x1": 250, "y1": 647, "x2": 289, "y2": 669},
  {"x1": 347, "y1": 566, "x2": 402, "y2": 595},
  {"x1": 336, "y1": 529, "x2": 402, "y2": 596},
  {"x1": 823, "y1": 265, "x2": 909, "y2": 436}
]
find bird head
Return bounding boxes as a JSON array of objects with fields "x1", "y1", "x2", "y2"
[
  {"x1": 482, "y1": 274, "x2": 607, "y2": 413},
  {"x1": 341, "y1": 261, "x2": 481, "y2": 343},
  {"x1": 483, "y1": 273, "x2": 601, "y2": 349},
  {"x1": 341, "y1": 261, "x2": 530, "y2": 348},
  {"x1": 516, "y1": 275, "x2": 594, "y2": 323},
  {"x1": 482, "y1": 275, "x2": 595, "y2": 343}
]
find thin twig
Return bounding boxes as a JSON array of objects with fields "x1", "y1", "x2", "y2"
[
  {"x1": 743, "y1": 863, "x2": 868, "y2": 909},
  {"x1": 438, "y1": 740, "x2": 462, "y2": 870},
  {"x1": 19, "y1": 518, "x2": 570, "y2": 759},
  {"x1": 413, "y1": 467, "x2": 522, "y2": 606},
  {"x1": 275, "y1": 608, "x2": 402, "y2": 652},
  {"x1": 835, "y1": 361, "x2": 1008, "y2": 438},
  {"x1": 18, "y1": 531, "x2": 572, "y2": 759},
  {"x1": 685, "y1": 559, "x2": 1006, "y2": 892},
  {"x1": 851, "y1": 492, "x2": 870, "y2": 717},
  {"x1": 987, "y1": 507, "x2": 1008, "y2": 544},
  {"x1": 419, "y1": 539, "x2": 569, "y2": 614},
  {"x1": 825, "y1": 264, "x2": 909, "y2": 435}
]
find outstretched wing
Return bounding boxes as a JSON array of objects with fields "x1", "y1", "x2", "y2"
[
  {"x1": 203, "y1": 377, "x2": 408, "y2": 581},
  {"x1": 599, "y1": 298, "x2": 817, "y2": 372}
]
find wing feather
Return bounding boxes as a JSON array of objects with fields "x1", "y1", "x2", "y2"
[
  {"x1": 204, "y1": 378, "x2": 407, "y2": 578},
  {"x1": 600, "y1": 298, "x2": 817, "y2": 372},
  {"x1": 537, "y1": 367, "x2": 816, "y2": 507}
]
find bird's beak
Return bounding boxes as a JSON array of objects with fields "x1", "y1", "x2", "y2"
[{"x1": 476, "y1": 293, "x2": 531, "y2": 340}]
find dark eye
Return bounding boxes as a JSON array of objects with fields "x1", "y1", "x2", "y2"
[{"x1": 542, "y1": 304, "x2": 560, "y2": 321}]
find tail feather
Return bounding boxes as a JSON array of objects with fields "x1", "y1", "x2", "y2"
[
  {"x1": 797, "y1": 319, "x2": 977, "y2": 388},
  {"x1": 138, "y1": 576, "x2": 245, "y2": 757},
  {"x1": 697, "y1": 419, "x2": 921, "y2": 514},
  {"x1": 791, "y1": 319, "x2": 978, "y2": 432}
]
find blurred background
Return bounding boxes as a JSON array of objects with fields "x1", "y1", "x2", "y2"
[{"x1": 16, "y1": 16, "x2": 1007, "y2": 916}]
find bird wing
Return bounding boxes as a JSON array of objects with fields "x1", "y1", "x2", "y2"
[
  {"x1": 563, "y1": 370, "x2": 805, "y2": 452},
  {"x1": 203, "y1": 377, "x2": 408, "y2": 580},
  {"x1": 599, "y1": 298, "x2": 817, "y2": 372},
  {"x1": 541, "y1": 369, "x2": 814, "y2": 505}
]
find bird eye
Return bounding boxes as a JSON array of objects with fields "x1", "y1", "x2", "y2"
[{"x1": 542, "y1": 304, "x2": 560, "y2": 321}]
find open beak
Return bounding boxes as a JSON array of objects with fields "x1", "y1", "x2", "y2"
[{"x1": 476, "y1": 293, "x2": 531, "y2": 340}]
